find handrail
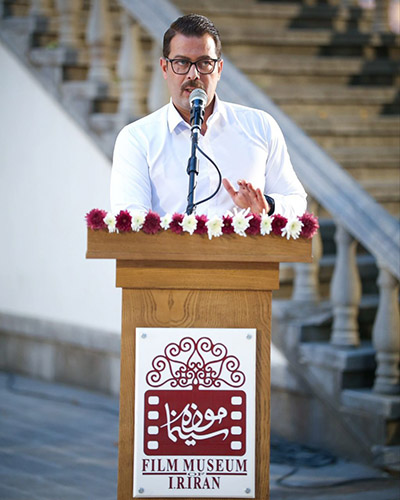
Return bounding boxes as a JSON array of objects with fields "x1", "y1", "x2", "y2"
[{"x1": 122, "y1": 0, "x2": 400, "y2": 278}]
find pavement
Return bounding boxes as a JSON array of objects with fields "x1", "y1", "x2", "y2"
[{"x1": 0, "y1": 371, "x2": 398, "y2": 500}]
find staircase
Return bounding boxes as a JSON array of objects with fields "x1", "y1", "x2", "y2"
[
  {"x1": 1, "y1": 0, "x2": 399, "y2": 469},
  {"x1": 173, "y1": 0, "x2": 400, "y2": 217}
]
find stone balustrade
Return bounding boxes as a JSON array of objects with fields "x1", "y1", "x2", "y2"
[{"x1": 292, "y1": 211, "x2": 399, "y2": 395}]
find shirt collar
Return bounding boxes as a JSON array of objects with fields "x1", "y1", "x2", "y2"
[
  {"x1": 167, "y1": 99, "x2": 186, "y2": 133},
  {"x1": 210, "y1": 94, "x2": 228, "y2": 126},
  {"x1": 167, "y1": 94, "x2": 227, "y2": 133}
]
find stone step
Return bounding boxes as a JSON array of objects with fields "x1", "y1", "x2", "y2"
[
  {"x1": 30, "y1": 46, "x2": 80, "y2": 67},
  {"x1": 328, "y1": 146, "x2": 400, "y2": 183},
  {"x1": 268, "y1": 85, "x2": 399, "y2": 103},
  {"x1": 349, "y1": 181, "x2": 399, "y2": 212},
  {"x1": 31, "y1": 17, "x2": 126, "y2": 50},
  {"x1": 173, "y1": 0, "x2": 374, "y2": 31},
  {"x1": 2, "y1": 0, "x2": 29, "y2": 17},
  {"x1": 362, "y1": 179, "x2": 400, "y2": 199},
  {"x1": 234, "y1": 53, "x2": 399, "y2": 75},
  {"x1": 222, "y1": 30, "x2": 399, "y2": 58},
  {"x1": 268, "y1": 85, "x2": 399, "y2": 117},
  {"x1": 328, "y1": 145, "x2": 400, "y2": 164},
  {"x1": 312, "y1": 134, "x2": 399, "y2": 148},
  {"x1": 299, "y1": 114, "x2": 400, "y2": 131},
  {"x1": 62, "y1": 62, "x2": 89, "y2": 81},
  {"x1": 314, "y1": 143, "x2": 400, "y2": 216},
  {"x1": 280, "y1": 101, "x2": 399, "y2": 118},
  {"x1": 301, "y1": 116, "x2": 400, "y2": 147},
  {"x1": 233, "y1": 54, "x2": 400, "y2": 87},
  {"x1": 250, "y1": 69, "x2": 399, "y2": 88},
  {"x1": 31, "y1": 31, "x2": 63, "y2": 50}
]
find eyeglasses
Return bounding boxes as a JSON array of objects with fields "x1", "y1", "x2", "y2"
[{"x1": 165, "y1": 58, "x2": 220, "y2": 75}]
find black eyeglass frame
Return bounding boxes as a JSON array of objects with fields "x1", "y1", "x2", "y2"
[{"x1": 165, "y1": 57, "x2": 220, "y2": 75}]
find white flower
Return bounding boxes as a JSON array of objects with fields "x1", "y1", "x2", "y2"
[
  {"x1": 260, "y1": 210, "x2": 272, "y2": 235},
  {"x1": 131, "y1": 210, "x2": 145, "y2": 232},
  {"x1": 160, "y1": 213, "x2": 172, "y2": 230},
  {"x1": 206, "y1": 215, "x2": 223, "y2": 239},
  {"x1": 282, "y1": 219, "x2": 303, "y2": 240},
  {"x1": 181, "y1": 214, "x2": 197, "y2": 235},
  {"x1": 104, "y1": 212, "x2": 116, "y2": 233},
  {"x1": 232, "y1": 208, "x2": 251, "y2": 237}
]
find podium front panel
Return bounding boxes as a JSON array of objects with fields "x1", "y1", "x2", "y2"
[{"x1": 118, "y1": 289, "x2": 271, "y2": 500}]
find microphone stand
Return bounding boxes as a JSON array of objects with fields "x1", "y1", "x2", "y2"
[
  {"x1": 186, "y1": 88, "x2": 206, "y2": 215},
  {"x1": 186, "y1": 125, "x2": 200, "y2": 215}
]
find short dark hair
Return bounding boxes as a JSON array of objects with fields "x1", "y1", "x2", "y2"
[{"x1": 163, "y1": 14, "x2": 222, "y2": 59}]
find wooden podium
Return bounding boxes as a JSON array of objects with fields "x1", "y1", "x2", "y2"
[{"x1": 86, "y1": 229, "x2": 312, "y2": 500}]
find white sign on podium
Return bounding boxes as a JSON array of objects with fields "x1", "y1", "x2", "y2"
[{"x1": 133, "y1": 328, "x2": 256, "y2": 498}]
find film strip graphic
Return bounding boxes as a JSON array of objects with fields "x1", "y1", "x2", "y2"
[{"x1": 144, "y1": 390, "x2": 246, "y2": 456}]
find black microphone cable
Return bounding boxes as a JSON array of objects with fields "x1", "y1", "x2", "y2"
[{"x1": 188, "y1": 143, "x2": 222, "y2": 213}]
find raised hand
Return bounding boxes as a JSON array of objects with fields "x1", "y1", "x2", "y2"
[{"x1": 222, "y1": 178, "x2": 269, "y2": 214}]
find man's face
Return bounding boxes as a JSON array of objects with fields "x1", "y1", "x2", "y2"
[{"x1": 160, "y1": 33, "x2": 223, "y2": 121}]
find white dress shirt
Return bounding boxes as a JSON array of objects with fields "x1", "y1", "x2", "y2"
[{"x1": 111, "y1": 96, "x2": 307, "y2": 218}]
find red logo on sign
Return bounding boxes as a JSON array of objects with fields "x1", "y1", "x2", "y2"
[{"x1": 143, "y1": 337, "x2": 246, "y2": 456}]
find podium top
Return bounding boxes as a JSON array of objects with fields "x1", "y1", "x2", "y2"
[{"x1": 86, "y1": 229, "x2": 312, "y2": 264}]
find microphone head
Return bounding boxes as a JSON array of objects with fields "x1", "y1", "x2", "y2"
[{"x1": 189, "y1": 88, "x2": 207, "y2": 107}]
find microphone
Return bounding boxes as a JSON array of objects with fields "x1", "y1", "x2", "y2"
[
  {"x1": 189, "y1": 88, "x2": 207, "y2": 134},
  {"x1": 186, "y1": 88, "x2": 207, "y2": 214}
]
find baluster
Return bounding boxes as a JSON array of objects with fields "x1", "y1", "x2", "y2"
[
  {"x1": 357, "y1": 0, "x2": 376, "y2": 7},
  {"x1": 372, "y1": 0, "x2": 391, "y2": 31},
  {"x1": 148, "y1": 42, "x2": 170, "y2": 114},
  {"x1": 330, "y1": 224, "x2": 361, "y2": 347},
  {"x1": 388, "y1": 0, "x2": 400, "y2": 33},
  {"x1": 339, "y1": 0, "x2": 377, "y2": 7},
  {"x1": 86, "y1": 0, "x2": 112, "y2": 83},
  {"x1": 117, "y1": 12, "x2": 145, "y2": 123},
  {"x1": 372, "y1": 266, "x2": 400, "y2": 394},
  {"x1": 55, "y1": 0, "x2": 80, "y2": 48},
  {"x1": 292, "y1": 199, "x2": 322, "y2": 303},
  {"x1": 29, "y1": 0, "x2": 52, "y2": 17}
]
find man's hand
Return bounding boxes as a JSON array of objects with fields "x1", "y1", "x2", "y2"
[{"x1": 222, "y1": 178, "x2": 269, "y2": 214}]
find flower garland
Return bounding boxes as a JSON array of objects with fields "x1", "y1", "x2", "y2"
[{"x1": 86, "y1": 208, "x2": 319, "y2": 240}]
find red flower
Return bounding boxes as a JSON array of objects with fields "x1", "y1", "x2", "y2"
[
  {"x1": 142, "y1": 211, "x2": 161, "y2": 234},
  {"x1": 246, "y1": 213, "x2": 261, "y2": 236},
  {"x1": 271, "y1": 214, "x2": 288, "y2": 236},
  {"x1": 222, "y1": 215, "x2": 235, "y2": 234},
  {"x1": 170, "y1": 213, "x2": 184, "y2": 234},
  {"x1": 299, "y1": 212, "x2": 319, "y2": 239},
  {"x1": 194, "y1": 214, "x2": 208, "y2": 235},
  {"x1": 85, "y1": 208, "x2": 107, "y2": 230},
  {"x1": 115, "y1": 210, "x2": 132, "y2": 232}
]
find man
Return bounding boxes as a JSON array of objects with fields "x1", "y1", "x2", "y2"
[{"x1": 111, "y1": 14, "x2": 306, "y2": 218}]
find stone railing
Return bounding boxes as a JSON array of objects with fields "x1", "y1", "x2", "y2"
[
  {"x1": 292, "y1": 201, "x2": 400, "y2": 396},
  {"x1": 1, "y1": 0, "x2": 398, "y2": 398}
]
